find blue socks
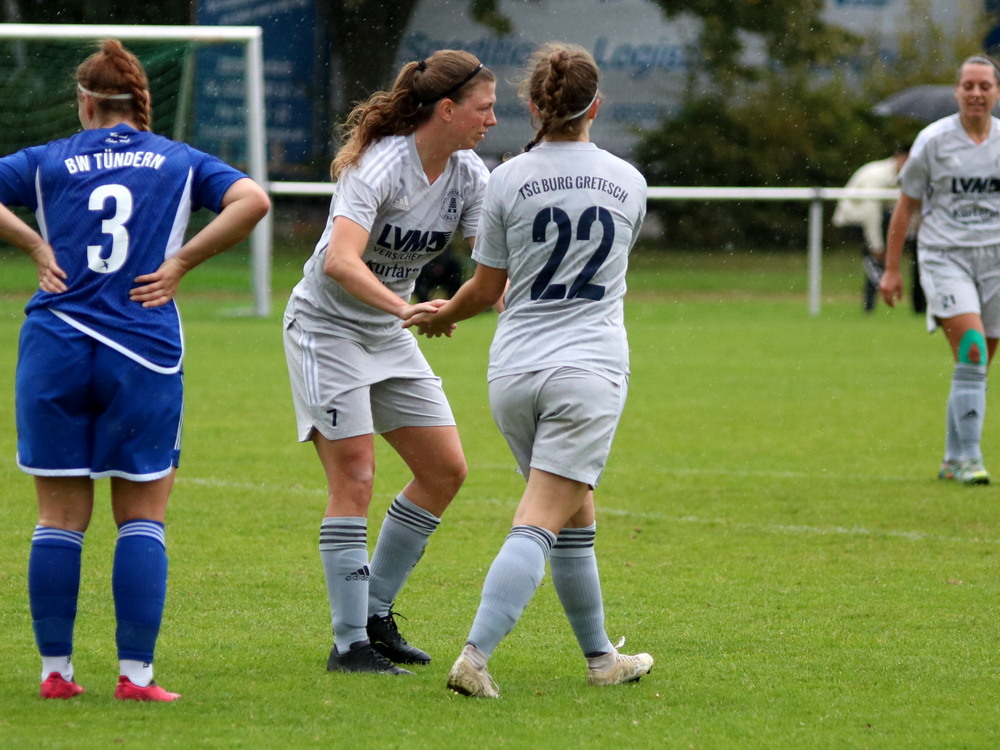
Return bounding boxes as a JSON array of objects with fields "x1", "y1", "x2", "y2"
[
  {"x1": 31, "y1": 519, "x2": 168, "y2": 682},
  {"x1": 29, "y1": 526, "x2": 84, "y2": 664},
  {"x1": 113, "y1": 520, "x2": 167, "y2": 664}
]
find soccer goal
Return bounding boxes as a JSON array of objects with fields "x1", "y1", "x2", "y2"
[{"x1": 0, "y1": 23, "x2": 272, "y2": 316}]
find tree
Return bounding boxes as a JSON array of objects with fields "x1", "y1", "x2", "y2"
[
  {"x1": 651, "y1": 0, "x2": 858, "y2": 93},
  {"x1": 316, "y1": 0, "x2": 422, "y2": 114},
  {"x1": 634, "y1": 0, "x2": 991, "y2": 249},
  {"x1": 316, "y1": 0, "x2": 511, "y2": 117}
]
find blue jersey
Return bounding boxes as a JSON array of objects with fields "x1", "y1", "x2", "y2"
[{"x1": 0, "y1": 126, "x2": 247, "y2": 372}]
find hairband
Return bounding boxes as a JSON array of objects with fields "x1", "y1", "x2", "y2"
[
  {"x1": 565, "y1": 89, "x2": 599, "y2": 121},
  {"x1": 964, "y1": 55, "x2": 1000, "y2": 73},
  {"x1": 417, "y1": 60, "x2": 427, "y2": 72},
  {"x1": 420, "y1": 62, "x2": 484, "y2": 107},
  {"x1": 78, "y1": 83, "x2": 133, "y2": 100}
]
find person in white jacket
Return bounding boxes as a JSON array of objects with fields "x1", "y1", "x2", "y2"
[{"x1": 832, "y1": 149, "x2": 909, "y2": 312}]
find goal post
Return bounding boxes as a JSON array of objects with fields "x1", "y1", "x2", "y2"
[{"x1": 0, "y1": 23, "x2": 272, "y2": 317}]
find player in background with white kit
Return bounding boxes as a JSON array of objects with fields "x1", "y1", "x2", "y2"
[
  {"x1": 283, "y1": 50, "x2": 496, "y2": 674},
  {"x1": 881, "y1": 55, "x2": 1000, "y2": 485},
  {"x1": 405, "y1": 42, "x2": 654, "y2": 697},
  {"x1": 0, "y1": 39, "x2": 270, "y2": 701}
]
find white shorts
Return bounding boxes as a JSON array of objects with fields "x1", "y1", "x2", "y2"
[
  {"x1": 488, "y1": 367, "x2": 628, "y2": 488},
  {"x1": 918, "y1": 246, "x2": 1000, "y2": 336},
  {"x1": 283, "y1": 319, "x2": 455, "y2": 441}
]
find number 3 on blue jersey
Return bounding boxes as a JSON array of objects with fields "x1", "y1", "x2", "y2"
[
  {"x1": 530, "y1": 205, "x2": 614, "y2": 301},
  {"x1": 88, "y1": 183, "x2": 133, "y2": 273}
]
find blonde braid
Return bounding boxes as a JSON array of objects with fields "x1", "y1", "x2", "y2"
[{"x1": 518, "y1": 42, "x2": 601, "y2": 152}]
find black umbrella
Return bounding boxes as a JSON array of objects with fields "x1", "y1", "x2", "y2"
[
  {"x1": 873, "y1": 84, "x2": 1000, "y2": 123},
  {"x1": 872, "y1": 85, "x2": 959, "y2": 122}
]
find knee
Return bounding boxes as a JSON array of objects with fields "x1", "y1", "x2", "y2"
[
  {"x1": 453, "y1": 458, "x2": 469, "y2": 490},
  {"x1": 326, "y1": 477, "x2": 374, "y2": 518},
  {"x1": 422, "y1": 455, "x2": 467, "y2": 500},
  {"x1": 37, "y1": 512, "x2": 91, "y2": 533},
  {"x1": 325, "y1": 456, "x2": 376, "y2": 513},
  {"x1": 438, "y1": 456, "x2": 468, "y2": 497},
  {"x1": 958, "y1": 329, "x2": 987, "y2": 365},
  {"x1": 337, "y1": 459, "x2": 376, "y2": 495}
]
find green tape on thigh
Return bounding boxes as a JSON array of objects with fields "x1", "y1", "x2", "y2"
[{"x1": 958, "y1": 328, "x2": 987, "y2": 364}]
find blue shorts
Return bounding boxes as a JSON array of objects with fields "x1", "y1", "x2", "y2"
[{"x1": 16, "y1": 310, "x2": 183, "y2": 480}]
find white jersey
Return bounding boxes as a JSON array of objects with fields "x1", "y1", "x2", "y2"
[
  {"x1": 900, "y1": 114, "x2": 1000, "y2": 250},
  {"x1": 286, "y1": 133, "x2": 490, "y2": 343},
  {"x1": 473, "y1": 141, "x2": 647, "y2": 381}
]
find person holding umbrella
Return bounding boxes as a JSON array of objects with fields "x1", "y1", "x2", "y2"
[{"x1": 880, "y1": 54, "x2": 1000, "y2": 485}]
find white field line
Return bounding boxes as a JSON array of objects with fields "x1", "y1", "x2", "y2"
[{"x1": 176, "y1": 475, "x2": 1000, "y2": 547}]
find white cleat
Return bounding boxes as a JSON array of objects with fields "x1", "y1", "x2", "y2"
[
  {"x1": 587, "y1": 638, "x2": 654, "y2": 686},
  {"x1": 447, "y1": 650, "x2": 500, "y2": 698},
  {"x1": 954, "y1": 459, "x2": 990, "y2": 486}
]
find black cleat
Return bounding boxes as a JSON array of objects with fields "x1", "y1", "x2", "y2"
[
  {"x1": 327, "y1": 640, "x2": 414, "y2": 675},
  {"x1": 366, "y1": 609, "x2": 431, "y2": 665}
]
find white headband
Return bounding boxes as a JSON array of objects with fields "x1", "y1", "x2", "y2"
[
  {"x1": 78, "y1": 83, "x2": 133, "y2": 100},
  {"x1": 566, "y1": 89, "x2": 599, "y2": 121}
]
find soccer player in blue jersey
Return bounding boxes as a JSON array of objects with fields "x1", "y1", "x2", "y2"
[
  {"x1": 405, "y1": 42, "x2": 653, "y2": 697},
  {"x1": 0, "y1": 39, "x2": 270, "y2": 701},
  {"x1": 283, "y1": 50, "x2": 496, "y2": 674},
  {"x1": 881, "y1": 55, "x2": 1000, "y2": 486}
]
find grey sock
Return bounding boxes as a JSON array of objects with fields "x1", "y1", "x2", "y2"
[
  {"x1": 949, "y1": 363, "x2": 987, "y2": 461},
  {"x1": 319, "y1": 517, "x2": 369, "y2": 651},
  {"x1": 466, "y1": 525, "x2": 556, "y2": 658},
  {"x1": 551, "y1": 524, "x2": 614, "y2": 657},
  {"x1": 944, "y1": 389, "x2": 960, "y2": 462},
  {"x1": 368, "y1": 494, "x2": 440, "y2": 618}
]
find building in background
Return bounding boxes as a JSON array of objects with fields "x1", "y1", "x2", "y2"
[{"x1": 195, "y1": 0, "x2": 989, "y2": 176}]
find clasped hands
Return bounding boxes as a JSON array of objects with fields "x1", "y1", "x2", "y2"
[{"x1": 400, "y1": 299, "x2": 457, "y2": 338}]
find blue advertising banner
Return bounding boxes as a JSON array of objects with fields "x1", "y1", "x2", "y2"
[{"x1": 195, "y1": 0, "x2": 323, "y2": 176}]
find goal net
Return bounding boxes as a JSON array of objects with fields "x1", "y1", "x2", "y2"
[{"x1": 0, "y1": 24, "x2": 271, "y2": 316}]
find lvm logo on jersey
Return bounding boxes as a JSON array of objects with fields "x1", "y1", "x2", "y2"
[
  {"x1": 367, "y1": 224, "x2": 453, "y2": 280},
  {"x1": 373, "y1": 224, "x2": 451, "y2": 261}
]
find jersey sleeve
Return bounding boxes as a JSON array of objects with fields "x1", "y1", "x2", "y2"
[
  {"x1": 470, "y1": 165, "x2": 510, "y2": 270},
  {"x1": 186, "y1": 147, "x2": 250, "y2": 213},
  {"x1": 331, "y1": 166, "x2": 390, "y2": 232},
  {"x1": 898, "y1": 127, "x2": 934, "y2": 201},
  {"x1": 629, "y1": 169, "x2": 648, "y2": 250},
  {"x1": 459, "y1": 153, "x2": 491, "y2": 240},
  {"x1": 0, "y1": 147, "x2": 41, "y2": 209}
]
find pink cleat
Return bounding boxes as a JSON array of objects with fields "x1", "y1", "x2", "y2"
[
  {"x1": 114, "y1": 675, "x2": 180, "y2": 702},
  {"x1": 40, "y1": 672, "x2": 85, "y2": 699}
]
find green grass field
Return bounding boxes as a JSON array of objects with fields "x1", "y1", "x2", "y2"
[{"x1": 1, "y1": 245, "x2": 997, "y2": 749}]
